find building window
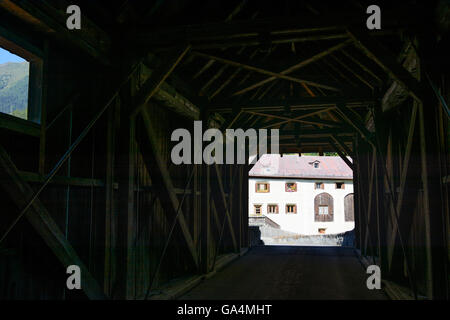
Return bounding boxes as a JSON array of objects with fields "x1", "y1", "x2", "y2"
[
  {"x1": 314, "y1": 192, "x2": 334, "y2": 222},
  {"x1": 315, "y1": 182, "x2": 324, "y2": 189},
  {"x1": 309, "y1": 160, "x2": 320, "y2": 168},
  {"x1": 286, "y1": 204, "x2": 297, "y2": 214},
  {"x1": 255, "y1": 182, "x2": 270, "y2": 193},
  {"x1": 335, "y1": 182, "x2": 345, "y2": 189},
  {"x1": 254, "y1": 204, "x2": 262, "y2": 215},
  {"x1": 285, "y1": 182, "x2": 297, "y2": 192},
  {"x1": 318, "y1": 205, "x2": 329, "y2": 215},
  {"x1": 318, "y1": 228, "x2": 326, "y2": 234},
  {"x1": 0, "y1": 36, "x2": 43, "y2": 124},
  {"x1": 267, "y1": 204, "x2": 278, "y2": 214}
]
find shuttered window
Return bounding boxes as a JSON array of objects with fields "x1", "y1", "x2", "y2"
[
  {"x1": 267, "y1": 204, "x2": 279, "y2": 214},
  {"x1": 344, "y1": 194, "x2": 355, "y2": 221},
  {"x1": 255, "y1": 182, "x2": 270, "y2": 193},
  {"x1": 254, "y1": 204, "x2": 262, "y2": 215},
  {"x1": 314, "y1": 193, "x2": 334, "y2": 222},
  {"x1": 335, "y1": 182, "x2": 345, "y2": 189},
  {"x1": 286, "y1": 204, "x2": 297, "y2": 214}
]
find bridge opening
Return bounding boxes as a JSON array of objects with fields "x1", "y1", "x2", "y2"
[{"x1": 248, "y1": 153, "x2": 355, "y2": 247}]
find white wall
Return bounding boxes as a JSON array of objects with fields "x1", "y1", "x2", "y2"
[{"x1": 249, "y1": 178, "x2": 355, "y2": 235}]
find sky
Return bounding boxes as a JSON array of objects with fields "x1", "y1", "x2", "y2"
[{"x1": 0, "y1": 47, "x2": 26, "y2": 64}]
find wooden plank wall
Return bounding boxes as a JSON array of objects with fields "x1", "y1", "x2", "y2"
[
  {"x1": 353, "y1": 42, "x2": 449, "y2": 299},
  {"x1": 0, "y1": 48, "x2": 247, "y2": 299}
]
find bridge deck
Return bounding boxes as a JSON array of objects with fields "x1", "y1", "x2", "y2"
[{"x1": 181, "y1": 246, "x2": 388, "y2": 300}]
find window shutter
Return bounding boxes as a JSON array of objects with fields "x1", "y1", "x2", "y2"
[
  {"x1": 294, "y1": 205, "x2": 297, "y2": 213},
  {"x1": 342, "y1": 183, "x2": 345, "y2": 189},
  {"x1": 276, "y1": 205, "x2": 279, "y2": 213},
  {"x1": 267, "y1": 183, "x2": 270, "y2": 192},
  {"x1": 321, "y1": 183, "x2": 324, "y2": 189}
]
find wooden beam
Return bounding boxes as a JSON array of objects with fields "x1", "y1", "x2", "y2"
[
  {"x1": 335, "y1": 103, "x2": 375, "y2": 146},
  {"x1": 211, "y1": 165, "x2": 238, "y2": 252},
  {"x1": 104, "y1": 100, "x2": 117, "y2": 297},
  {"x1": 193, "y1": 51, "x2": 340, "y2": 92},
  {"x1": 363, "y1": 150, "x2": 376, "y2": 254},
  {"x1": 131, "y1": 46, "x2": 191, "y2": 117},
  {"x1": 153, "y1": 81, "x2": 200, "y2": 120},
  {"x1": 347, "y1": 28, "x2": 423, "y2": 102},
  {"x1": 232, "y1": 39, "x2": 351, "y2": 96},
  {"x1": 321, "y1": 57, "x2": 359, "y2": 87},
  {"x1": 115, "y1": 106, "x2": 137, "y2": 299},
  {"x1": 200, "y1": 163, "x2": 211, "y2": 272},
  {"x1": 0, "y1": 112, "x2": 41, "y2": 137},
  {"x1": 210, "y1": 67, "x2": 242, "y2": 99},
  {"x1": 330, "y1": 54, "x2": 374, "y2": 89},
  {"x1": 139, "y1": 108, "x2": 199, "y2": 269},
  {"x1": 0, "y1": 145, "x2": 106, "y2": 299},
  {"x1": 220, "y1": 108, "x2": 243, "y2": 131},
  {"x1": 246, "y1": 111, "x2": 339, "y2": 127},
  {"x1": 190, "y1": 0, "x2": 249, "y2": 84},
  {"x1": 135, "y1": 11, "x2": 414, "y2": 48},
  {"x1": 330, "y1": 134, "x2": 354, "y2": 156},
  {"x1": 341, "y1": 48, "x2": 383, "y2": 84},
  {"x1": 386, "y1": 102, "x2": 417, "y2": 268},
  {"x1": 17, "y1": 170, "x2": 105, "y2": 187},
  {"x1": 260, "y1": 107, "x2": 336, "y2": 129},
  {"x1": 279, "y1": 128, "x2": 354, "y2": 137},
  {"x1": 208, "y1": 95, "x2": 374, "y2": 112},
  {"x1": 329, "y1": 139, "x2": 353, "y2": 170},
  {"x1": 0, "y1": 0, "x2": 110, "y2": 62}
]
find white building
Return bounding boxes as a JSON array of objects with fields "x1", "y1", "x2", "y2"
[{"x1": 249, "y1": 155, "x2": 355, "y2": 235}]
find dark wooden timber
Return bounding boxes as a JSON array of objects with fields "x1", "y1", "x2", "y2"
[
  {"x1": 140, "y1": 108, "x2": 199, "y2": 269},
  {"x1": 131, "y1": 46, "x2": 191, "y2": 117},
  {"x1": 347, "y1": 28, "x2": 423, "y2": 102},
  {"x1": 208, "y1": 96, "x2": 374, "y2": 112},
  {"x1": 0, "y1": 145, "x2": 106, "y2": 299},
  {"x1": 192, "y1": 51, "x2": 339, "y2": 92},
  {"x1": 233, "y1": 40, "x2": 351, "y2": 96}
]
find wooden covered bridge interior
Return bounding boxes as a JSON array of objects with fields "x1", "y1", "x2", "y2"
[{"x1": 0, "y1": 0, "x2": 448, "y2": 300}]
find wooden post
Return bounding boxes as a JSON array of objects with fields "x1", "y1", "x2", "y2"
[
  {"x1": 104, "y1": 97, "x2": 118, "y2": 297},
  {"x1": 352, "y1": 136, "x2": 362, "y2": 250},
  {"x1": 200, "y1": 163, "x2": 211, "y2": 273},
  {"x1": 116, "y1": 98, "x2": 136, "y2": 299},
  {"x1": 38, "y1": 40, "x2": 49, "y2": 174},
  {"x1": 373, "y1": 96, "x2": 389, "y2": 274}
]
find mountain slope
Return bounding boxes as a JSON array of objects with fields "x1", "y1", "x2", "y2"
[{"x1": 0, "y1": 62, "x2": 29, "y2": 119}]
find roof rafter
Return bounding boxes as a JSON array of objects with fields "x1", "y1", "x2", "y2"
[
  {"x1": 232, "y1": 39, "x2": 352, "y2": 96},
  {"x1": 192, "y1": 51, "x2": 340, "y2": 93},
  {"x1": 347, "y1": 27, "x2": 423, "y2": 102}
]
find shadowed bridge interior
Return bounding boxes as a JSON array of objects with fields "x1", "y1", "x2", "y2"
[{"x1": 0, "y1": 0, "x2": 448, "y2": 300}]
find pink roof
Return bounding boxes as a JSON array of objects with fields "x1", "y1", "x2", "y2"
[{"x1": 249, "y1": 154, "x2": 353, "y2": 180}]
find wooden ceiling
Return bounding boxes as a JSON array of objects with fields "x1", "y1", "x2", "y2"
[{"x1": 0, "y1": 0, "x2": 433, "y2": 153}]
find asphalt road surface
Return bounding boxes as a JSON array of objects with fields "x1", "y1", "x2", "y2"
[{"x1": 181, "y1": 246, "x2": 388, "y2": 300}]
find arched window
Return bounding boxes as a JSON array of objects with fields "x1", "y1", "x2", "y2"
[
  {"x1": 344, "y1": 194, "x2": 354, "y2": 222},
  {"x1": 314, "y1": 192, "x2": 333, "y2": 222}
]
